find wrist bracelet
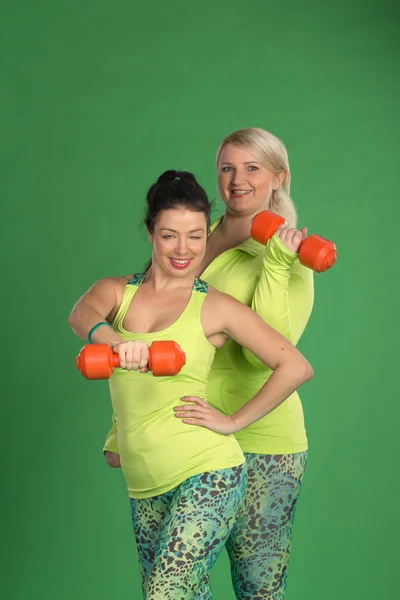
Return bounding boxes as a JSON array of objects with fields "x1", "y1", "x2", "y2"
[{"x1": 88, "y1": 321, "x2": 112, "y2": 344}]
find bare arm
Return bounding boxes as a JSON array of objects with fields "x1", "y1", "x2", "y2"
[{"x1": 68, "y1": 277, "x2": 125, "y2": 345}]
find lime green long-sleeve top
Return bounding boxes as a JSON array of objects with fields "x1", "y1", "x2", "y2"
[{"x1": 104, "y1": 219, "x2": 314, "y2": 456}]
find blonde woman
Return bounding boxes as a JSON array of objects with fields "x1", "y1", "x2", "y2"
[{"x1": 105, "y1": 129, "x2": 314, "y2": 599}]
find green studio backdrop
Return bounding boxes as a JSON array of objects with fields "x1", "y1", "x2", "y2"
[{"x1": 1, "y1": 1, "x2": 399, "y2": 599}]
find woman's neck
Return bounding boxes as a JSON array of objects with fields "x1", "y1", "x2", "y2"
[
  {"x1": 217, "y1": 210, "x2": 256, "y2": 247},
  {"x1": 144, "y1": 265, "x2": 195, "y2": 292}
]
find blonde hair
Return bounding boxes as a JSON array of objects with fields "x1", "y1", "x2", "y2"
[{"x1": 216, "y1": 127, "x2": 297, "y2": 227}]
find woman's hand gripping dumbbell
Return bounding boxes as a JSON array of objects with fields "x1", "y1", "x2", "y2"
[
  {"x1": 250, "y1": 210, "x2": 337, "y2": 272},
  {"x1": 76, "y1": 340, "x2": 186, "y2": 379}
]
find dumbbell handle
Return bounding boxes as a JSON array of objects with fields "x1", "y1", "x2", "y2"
[
  {"x1": 250, "y1": 210, "x2": 337, "y2": 273},
  {"x1": 104, "y1": 346, "x2": 174, "y2": 373},
  {"x1": 76, "y1": 341, "x2": 186, "y2": 380}
]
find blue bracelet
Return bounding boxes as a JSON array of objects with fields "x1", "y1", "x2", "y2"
[{"x1": 88, "y1": 321, "x2": 112, "y2": 344}]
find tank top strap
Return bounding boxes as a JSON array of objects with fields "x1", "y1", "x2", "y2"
[
  {"x1": 112, "y1": 273, "x2": 144, "y2": 332},
  {"x1": 180, "y1": 277, "x2": 209, "y2": 325},
  {"x1": 192, "y1": 277, "x2": 209, "y2": 294}
]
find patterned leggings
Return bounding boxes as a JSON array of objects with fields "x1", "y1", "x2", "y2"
[
  {"x1": 225, "y1": 452, "x2": 308, "y2": 600},
  {"x1": 130, "y1": 464, "x2": 247, "y2": 600}
]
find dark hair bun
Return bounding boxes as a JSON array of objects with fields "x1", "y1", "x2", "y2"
[
  {"x1": 157, "y1": 170, "x2": 196, "y2": 184},
  {"x1": 145, "y1": 169, "x2": 211, "y2": 235}
]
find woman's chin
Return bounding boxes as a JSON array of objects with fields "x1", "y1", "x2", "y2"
[{"x1": 226, "y1": 200, "x2": 264, "y2": 217}]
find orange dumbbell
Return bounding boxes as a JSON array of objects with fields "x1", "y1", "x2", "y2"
[
  {"x1": 76, "y1": 341, "x2": 186, "y2": 380},
  {"x1": 250, "y1": 210, "x2": 337, "y2": 273}
]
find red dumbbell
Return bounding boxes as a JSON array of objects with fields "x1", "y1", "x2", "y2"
[
  {"x1": 76, "y1": 341, "x2": 186, "y2": 380},
  {"x1": 250, "y1": 210, "x2": 337, "y2": 273}
]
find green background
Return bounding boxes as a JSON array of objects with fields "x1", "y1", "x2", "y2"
[{"x1": 2, "y1": 1, "x2": 398, "y2": 598}]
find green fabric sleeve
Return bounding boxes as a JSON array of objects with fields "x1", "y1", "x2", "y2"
[{"x1": 242, "y1": 233, "x2": 314, "y2": 369}]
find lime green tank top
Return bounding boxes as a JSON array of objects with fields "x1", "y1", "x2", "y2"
[{"x1": 109, "y1": 274, "x2": 244, "y2": 499}]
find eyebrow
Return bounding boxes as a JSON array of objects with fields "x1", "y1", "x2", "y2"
[
  {"x1": 159, "y1": 228, "x2": 206, "y2": 233},
  {"x1": 220, "y1": 161, "x2": 260, "y2": 165}
]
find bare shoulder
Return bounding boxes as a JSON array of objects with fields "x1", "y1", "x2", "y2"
[
  {"x1": 87, "y1": 274, "x2": 131, "y2": 294},
  {"x1": 206, "y1": 285, "x2": 243, "y2": 310},
  {"x1": 203, "y1": 286, "x2": 248, "y2": 325},
  {"x1": 76, "y1": 275, "x2": 133, "y2": 312},
  {"x1": 114, "y1": 274, "x2": 135, "y2": 287},
  {"x1": 110, "y1": 274, "x2": 133, "y2": 296}
]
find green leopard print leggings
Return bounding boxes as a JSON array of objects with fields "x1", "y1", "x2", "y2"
[
  {"x1": 130, "y1": 464, "x2": 248, "y2": 600},
  {"x1": 225, "y1": 452, "x2": 308, "y2": 600},
  {"x1": 131, "y1": 453, "x2": 306, "y2": 599}
]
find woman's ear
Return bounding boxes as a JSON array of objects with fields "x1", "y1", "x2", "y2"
[
  {"x1": 276, "y1": 169, "x2": 286, "y2": 189},
  {"x1": 146, "y1": 228, "x2": 153, "y2": 243}
]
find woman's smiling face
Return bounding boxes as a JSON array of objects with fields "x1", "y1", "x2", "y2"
[
  {"x1": 149, "y1": 207, "x2": 208, "y2": 277},
  {"x1": 217, "y1": 143, "x2": 282, "y2": 217}
]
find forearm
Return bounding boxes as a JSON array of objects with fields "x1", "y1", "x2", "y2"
[
  {"x1": 68, "y1": 307, "x2": 123, "y2": 345},
  {"x1": 231, "y1": 362, "x2": 313, "y2": 431}
]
